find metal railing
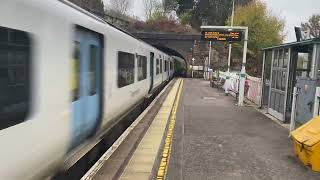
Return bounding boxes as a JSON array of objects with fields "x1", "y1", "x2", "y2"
[{"x1": 215, "y1": 71, "x2": 262, "y2": 106}]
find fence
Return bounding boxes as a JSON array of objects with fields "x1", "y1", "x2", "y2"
[
  {"x1": 246, "y1": 75, "x2": 262, "y2": 105},
  {"x1": 215, "y1": 71, "x2": 262, "y2": 106}
]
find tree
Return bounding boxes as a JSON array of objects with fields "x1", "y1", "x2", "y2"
[
  {"x1": 110, "y1": 0, "x2": 132, "y2": 15},
  {"x1": 301, "y1": 14, "x2": 320, "y2": 38},
  {"x1": 143, "y1": 0, "x2": 162, "y2": 20},
  {"x1": 163, "y1": 0, "x2": 178, "y2": 13},
  {"x1": 69, "y1": 0, "x2": 104, "y2": 16},
  {"x1": 174, "y1": 0, "x2": 253, "y2": 29},
  {"x1": 229, "y1": 0, "x2": 285, "y2": 57}
]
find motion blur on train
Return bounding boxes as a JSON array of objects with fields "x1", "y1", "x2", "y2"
[{"x1": 0, "y1": 0, "x2": 175, "y2": 179}]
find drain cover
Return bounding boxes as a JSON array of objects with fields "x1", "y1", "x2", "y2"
[{"x1": 202, "y1": 96, "x2": 216, "y2": 100}]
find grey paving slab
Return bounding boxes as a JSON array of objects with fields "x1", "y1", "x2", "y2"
[{"x1": 166, "y1": 78, "x2": 320, "y2": 180}]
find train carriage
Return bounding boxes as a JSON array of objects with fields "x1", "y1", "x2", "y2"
[{"x1": 0, "y1": 0, "x2": 174, "y2": 179}]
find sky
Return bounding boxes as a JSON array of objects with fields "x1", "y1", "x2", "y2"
[
  {"x1": 261, "y1": 0, "x2": 320, "y2": 42},
  {"x1": 104, "y1": 0, "x2": 320, "y2": 43},
  {"x1": 103, "y1": 0, "x2": 150, "y2": 19}
]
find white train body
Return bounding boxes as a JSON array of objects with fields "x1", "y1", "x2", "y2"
[{"x1": 0, "y1": 0, "x2": 174, "y2": 179}]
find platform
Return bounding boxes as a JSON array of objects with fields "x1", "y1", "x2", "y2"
[{"x1": 84, "y1": 78, "x2": 320, "y2": 180}]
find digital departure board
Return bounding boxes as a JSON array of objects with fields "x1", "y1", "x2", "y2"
[{"x1": 201, "y1": 30, "x2": 243, "y2": 42}]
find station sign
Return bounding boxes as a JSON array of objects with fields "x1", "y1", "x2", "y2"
[{"x1": 201, "y1": 30, "x2": 243, "y2": 42}]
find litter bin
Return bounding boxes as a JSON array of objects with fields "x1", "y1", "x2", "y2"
[{"x1": 291, "y1": 116, "x2": 320, "y2": 172}]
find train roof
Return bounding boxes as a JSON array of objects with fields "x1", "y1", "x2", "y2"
[{"x1": 58, "y1": 0, "x2": 170, "y2": 57}]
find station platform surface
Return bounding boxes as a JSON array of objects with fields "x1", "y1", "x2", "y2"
[
  {"x1": 85, "y1": 78, "x2": 320, "y2": 180},
  {"x1": 164, "y1": 79, "x2": 320, "y2": 180}
]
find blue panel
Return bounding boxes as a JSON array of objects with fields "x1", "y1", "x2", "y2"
[{"x1": 70, "y1": 28, "x2": 102, "y2": 150}]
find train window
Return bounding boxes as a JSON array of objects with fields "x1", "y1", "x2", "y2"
[
  {"x1": 0, "y1": 26, "x2": 31, "y2": 130},
  {"x1": 170, "y1": 61, "x2": 173, "y2": 70},
  {"x1": 137, "y1": 55, "x2": 147, "y2": 81},
  {"x1": 164, "y1": 60, "x2": 168, "y2": 72},
  {"x1": 156, "y1": 58, "x2": 160, "y2": 74},
  {"x1": 160, "y1": 59, "x2": 163, "y2": 73},
  {"x1": 89, "y1": 45, "x2": 97, "y2": 95},
  {"x1": 72, "y1": 41, "x2": 81, "y2": 101},
  {"x1": 118, "y1": 51, "x2": 135, "y2": 87}
]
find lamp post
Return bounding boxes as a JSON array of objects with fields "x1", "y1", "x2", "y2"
[
  {"x1": 208, "y1": 41, "x2": 212, "y2": 80},
  {"x1": 192, "y1": 58, "x2": 195, "y2": 78},
  {"x1": 226, "y1": 0, "x2": 235, "y2": 95}
]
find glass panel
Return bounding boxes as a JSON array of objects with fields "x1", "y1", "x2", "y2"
[
  {"x1": 281, "y1": 71, "x2": 287, "y2": 91},
  {"x1": 89, "y1": 45, "x2": 97, "y2": 95},
  {"x1": 276, "y1": 71, "x2": 282, "y2": 90},
  {"x1": 279, "y1": 94, "x2": 285, "y2": 113},
  {"x1": 164, "y1": 60, "x2": 167, "y2": 72},
  {"x1": 283, "y1": 49, "x2": 288, "y2": 68},
  {"x1": 118, "y1": 51, "x2": 135, "y2": 88},
  {"x1": 297, "y1": 52, "x2": 309, "y2": 70},
  {"x1": 270, "y1": 91, "x2": 275, "y2": 109},
  {"x1": 271, "y1": 70, "x2": 276, "y2": 88},
  {"x1": 150, "y1": 53, "x2": 154, "y2": 77},
  {"x1": 273, "y1": 50, "x2": 278, "y2": 67},
  {"x1": 137, "y1": 55, "x2": 147, "y2": 81},
  {"x1": 156, "y1": 59, "x2": 160, "y2": 74},
  {"x1": 274, "y1": 93, "x2": 280, "y2": 112},
  {"x1": 278, "y1": 49, "x2": 283, "y2": 68},
  {"x1": 0, "y1": 27, "x2": 8, "y2": 42},
  {"x1": 0, "y1": 50, "x2": 8, "y2": 67},
  {"x1": 72, "y1": 41, "x2": 81, "y2": 101},
  {"x1": 0, "y1": 27, "x2": 30, "y2": 130},
  {"x1": 264, "y1": 51, "x2": 272, "y2": 82},
  {"x1": 160, "y1": 59, "x2": 163, "y2": 73}
]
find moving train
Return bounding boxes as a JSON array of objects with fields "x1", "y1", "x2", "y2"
[{"x1": 0, "y1": 0, "x2": 175, "y2": 179}]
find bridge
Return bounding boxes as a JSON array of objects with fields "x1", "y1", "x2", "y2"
[{"x1": 132, "y1": 32, "x2": 201, "y2": 62}]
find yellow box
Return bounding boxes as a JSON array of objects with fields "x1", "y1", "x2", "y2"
[{"x1": 291, "y1": 116, "x2": 320, "y2": 172}]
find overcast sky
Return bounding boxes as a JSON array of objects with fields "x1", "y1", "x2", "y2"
[
  {"x1": 261, "y1": 0, "x2": 320, "y2": 42},
  {"x1": 104, "y1": 0, "x2": 319, "y2": 43}
]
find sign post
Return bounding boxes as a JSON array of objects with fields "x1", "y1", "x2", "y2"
[
  {"x1": 201, "y1": 31, "x2": 242, "y2": 42},
  {"x1": 201, "y1": 26, "x2": 248, "y2": 106},
  {"x1": 192, "y1": 58, "x2": 195, "y2": 78}
]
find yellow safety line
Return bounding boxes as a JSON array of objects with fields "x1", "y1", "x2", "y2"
[{"x1": 156, "y1": 79, "x2": 184, "y2": 180}]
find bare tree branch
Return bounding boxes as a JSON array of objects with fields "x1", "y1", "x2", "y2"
[
  {"x1": 301, "y1": 14, "x2": 320, "y2": 38},
  {"x1": 143, "y1": 0, "x2": 159, "y2": 20},
  {"x1": 110, "y1": 0, "x2": 132, "y2": 15}
]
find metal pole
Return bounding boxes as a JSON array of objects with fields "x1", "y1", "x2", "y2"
[
  {"x1": 226, "y1": 0, "x2": 235, "y2": 95},
  {"x1": 313, "y1": 87, "x2": 320, "y2": 117},
  {"x1": 238, "y1": 27, "x2": 248, "y2": 106},
  {"x1": 228, "y1": 0, "x2": 235, "y2": 72},
  {"x1": 192, "y1": 58, "x2": 195, "y2": 78},
  {"x1": 290, "y1": 87, "x2": 298, "y2": 134},
  {"x1": 192, "y1": 61, "x2": 194, "y2": 78},
  {"x1": 208, "y1": 41, "x2": 212, "y2": 69},
  {"x1": 207, "y1": 42, "x2": 212, "y2": 80}
]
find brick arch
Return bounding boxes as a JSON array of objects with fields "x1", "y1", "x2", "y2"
[{"x1": 132, "y1": 32, "x2": 202, "y2": 68}]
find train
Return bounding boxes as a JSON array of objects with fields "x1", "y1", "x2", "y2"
[{"x1": 0, "y1": 0, "x2": 175, "y2": 179}]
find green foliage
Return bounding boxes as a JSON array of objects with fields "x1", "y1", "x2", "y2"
[
  {"x1": 301, "y1": 14, "x2": 320, "y2": 38},
  {"x1": 174, "y1": 0, "x2": 252, "y2": 29},
  {"x1": 163, "y1": 0, "x2": 178, "y2": 13},
  {"x1": 149, "y1": 5, "x2": 166, "y2": 22},
  {"x1": 178, "y1": 11, "x2": 192, "y2": 25},
  {"x1": 228, "y1": 0, "x2": 285, "y2": 57}
]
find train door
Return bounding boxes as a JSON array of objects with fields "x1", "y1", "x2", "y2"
[
  {"x1": 149, "y1": 52, "x2": 154, "y2": 93},
  {"x1": 71, "y1": 27, "x2": 103, "y2": 149}
]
